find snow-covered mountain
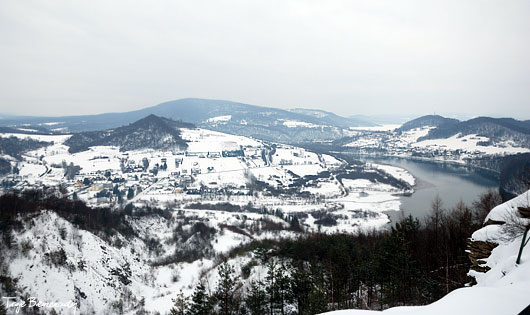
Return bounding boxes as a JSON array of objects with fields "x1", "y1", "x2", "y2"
[{"x1": 0, "y1": 98, "x2": 376, "y2": 143}]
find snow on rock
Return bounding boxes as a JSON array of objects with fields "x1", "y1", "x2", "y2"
[{"x1": 480, "y1": 189, "x2": 530, "y2": 228}]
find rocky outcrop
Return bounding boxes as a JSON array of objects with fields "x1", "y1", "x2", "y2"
[
  {"x1": 467, "y1": 190, "x2": 530, "y2": 284},
  {"x1": 483, "y1": 218, "x2": 505, "y2": 226},
  {"x1": 518, "y1": 206, "x2": 530, "y2": 219},
  {"x1": 467, "y1": 213, "x2": 503, "y2": 277},
  {"x1": 467, "y1": 239, "x2": 498, "y2": 274}
]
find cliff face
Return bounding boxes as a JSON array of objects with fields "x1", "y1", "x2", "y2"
[
  {"x1": 467, "y1": 239, "x2": 498, "y2": 274},
  {"x1": 467, "y1": 189, "x2": 530, "y2": 283}
]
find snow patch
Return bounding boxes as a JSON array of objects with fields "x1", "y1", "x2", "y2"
[{"x1": 206, "y1": 115, "x2": 231, "y2": 123}]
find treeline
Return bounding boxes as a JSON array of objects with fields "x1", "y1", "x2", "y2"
[
  {"x1": 177, "y1": 190, "x2": 502, "y2": 314},
  {"x1": 0, "y1": 191, "x2": 131, "y2": 244},
  {"x1": 0, "y1": 136, "x2": 50, "y2": 159},
  {"x1": 0, "y1": 158, "x2": 10, "y2": 175},
  {"x1": 0, "y1": 190, "x2": 173, "y2": 245},
  {"x1": 65, "y1": 115, "x2": 193, "y2": 153}
]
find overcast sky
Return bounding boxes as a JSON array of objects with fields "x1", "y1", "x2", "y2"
[{"x1": 1, "y1": 0, "x2": 529, "y2": 119}]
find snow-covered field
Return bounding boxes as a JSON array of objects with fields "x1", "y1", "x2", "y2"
[
  {"x1": 413, "y1": 133, "x2": 530, "y2": 155},
  {"x1": 344, "y1": 125, "x2": 529, "y2": 161}
]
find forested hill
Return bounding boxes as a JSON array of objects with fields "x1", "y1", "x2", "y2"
[
  {"x1": 0, "y1": 98, "x2": 381, "y2": 144},
  {"x1": 418, "y1": 116, "x2": 530, "y2": 147},
  {"x1": 65, "y1": 114, "x2": 193, "y2": 153},
  {"x1": 397, "y1": 114, "x2": 459, "y2": 132}
]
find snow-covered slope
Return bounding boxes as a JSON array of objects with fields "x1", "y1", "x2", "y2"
[
  {"x1": 1, "y1": 125, "x2": 415, "y2": 233},
  {"x1": 321, "y1": 190, "x2": 530, "y2": 315},
  {"x1": 0, "y1": 125, "x2": 421, "y2": 314}
]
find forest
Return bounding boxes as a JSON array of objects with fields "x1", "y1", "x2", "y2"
[
  {"x1": 171, "y1": 190, "x2": 504, "y2": 315},
  {"x1": 0, "y1": 188, "x2": 505, "y2": 314}
]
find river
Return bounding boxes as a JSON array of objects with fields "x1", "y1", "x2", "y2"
[{"x1": 357, "y1": 156, "x2": 499, "y2": 224}]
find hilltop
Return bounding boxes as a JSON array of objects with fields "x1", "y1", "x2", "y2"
[
  {"x1": 65, "y1": 115, "x2": 194, "y2": 153},
  {"x1": 419, "y1": 116, "x2": 530, "y2": 148},
  {"x1": 397, "y1": 115, "x2": 459, "y2": 132}
]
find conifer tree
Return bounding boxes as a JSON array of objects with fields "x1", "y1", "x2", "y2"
[
  {"x1": 214, "y1": 262, "x2": 240, "y2": 315},
  {"x1": 265, "y1": 260, "x2": 293, "y2": 315},
  {"x1": 169, "y1": 290, "x2": 189, "y2": 315},
  {"x1": 245, "y1": 280, "x2": 267, "y2": 315},
  {"x1": 307, "y1": 286, "x2": 328, "y2": 314},
  {"x1": 127, "y1": 187, "x2": 135, "y2": 199},
  {"x1": 189, "y1": 282, "x2": 212, "y2": 315}
]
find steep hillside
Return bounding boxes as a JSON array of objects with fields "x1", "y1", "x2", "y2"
[
  {"x1": 397, "y1": 115, "x2": 460, "y2": 132},
  {"x1": 65, "y1": 115, "x2": 193, "y2": 153}
]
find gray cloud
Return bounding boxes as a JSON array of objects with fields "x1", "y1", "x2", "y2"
[{"x1": 1, "y1": 0, "x2": 529, "y2": 119}]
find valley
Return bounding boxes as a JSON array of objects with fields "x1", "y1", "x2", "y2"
[
  {"x1": 1, "y1": 120, "x2": 414, "y2": 236},
  {"x1": 0, "y1": 108, "x2": 529, "y2": 314},
  {"x1": 2, "y1": 2, "x2": 530, "y2": 313}
]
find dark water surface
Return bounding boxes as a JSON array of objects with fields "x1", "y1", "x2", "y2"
[{"x1": 357, "y1": 156, "x2": 499, "y2": 224}]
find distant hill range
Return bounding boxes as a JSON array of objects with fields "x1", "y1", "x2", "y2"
[
  {"x1": 400, "y1": 115, "x2": 530, "y2": 148},
  {"x1": 397, "y1": 115, "x2": 460, "y2": 132},
  {"x1": 65, "y1": 115, "x2": 193, "y2": 153},
  {"x1": 288, "y1": 108, "x2": 374, "y2": 128},
  {"x1": 0, "y1": 98, "x2": 376, "y2": 143}
]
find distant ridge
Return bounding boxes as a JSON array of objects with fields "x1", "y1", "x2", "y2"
[
  {"x1": 289, "y1": 108, "x2": 374, "y2": 128},
  {"x1": 65, "y1": 115, "x2": 193, "y2": 153},
  {"x1": 0, "y1": 98, "x2": 377, "y2": 143},
  {"x1": 397, "y1": 115, "x2": 530, "y2": 148},
  {"x1": 418, "y1": 116, "x2": 530, "y2": 147},
  {"x1": 397, "y1": 115, "x2": 460, "y2": 132}
]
